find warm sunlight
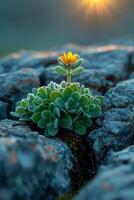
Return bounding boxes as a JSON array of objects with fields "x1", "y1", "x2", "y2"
[
  {"x1": 77, "y1": 0, "x2": 116, "y2": 21},
  {"x1": 78, "y1": 0, "x2": 114, "y2": 13}
]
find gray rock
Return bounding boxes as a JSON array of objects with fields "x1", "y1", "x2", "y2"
[
  {"x1": 0, "y1": 51, "x2": 59, "y2": 74},
  {"x1": 0, "y1": 68, "x2": 40, "y2": 110},
  {"x1": 104, "y1": 79, "x2": 134, "y2": 109},
  {"x1": 129, "y1": 72, "x2": 134, "y2": 79},
  {"x1": 0, "y1": 119, "x2": 72, "y2": 200},
  {"x1": 13, "y1": 50, "x2": 58, "y2": 68},
  {"x1": 0, "y1": 101, "x2": 8, "y2": 119},
  {"x1": 89, "y1": 105, "x2": 134, "y2": 162},
  {"x1": 0, "y1": 42, "x2": 134, "y2": 199},
  {"x1": 107, "y1": 145, "x2": 134, "y2": 167},
  {"x1": 74, "y1": 166, "x2": 134, "y2": 200},
  {"x1": 88, "y1": 79, "x2": 134, "y2": 162},
  {"x1": 74, "y1": 146, "x2": 134, "y2": 200},
  {"x1": 0, "y1": 137, "x2": 56, "y2": 200},
  {"x1": 0, "y1": 51, "x2": 59, "y2": 85}
]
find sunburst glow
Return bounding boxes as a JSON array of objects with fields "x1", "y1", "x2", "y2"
[{"x1": 76, "y1": 0, "x2": 118, "y2": 22}]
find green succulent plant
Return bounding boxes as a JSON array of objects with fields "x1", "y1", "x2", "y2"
[{"x1": 11, "y1": 51, "x2": 104, "y2": 136}]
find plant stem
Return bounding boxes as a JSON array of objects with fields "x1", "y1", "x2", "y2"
[{"x1": 67, "y1": 66, "x2": 71, "y2": 86}]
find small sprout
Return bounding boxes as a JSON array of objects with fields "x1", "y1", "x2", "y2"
[
  {"x1": 56, "y1": 51, "x2": 84, "y2": 86},
  {"x1": 12, "y1": 52, "x2": 104, "y2": 137}
]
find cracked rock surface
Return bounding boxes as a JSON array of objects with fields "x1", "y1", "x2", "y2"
[
  {"x1": 74, "y1": 146, "x2": 134, "y2": 200},
  {"x1": 0, "y1": 38, "x2": 134, "y2": 199}
]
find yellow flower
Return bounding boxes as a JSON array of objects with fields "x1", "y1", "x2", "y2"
[{"x1": 59, "y1": 51, "x2": 79, "y2": 65}]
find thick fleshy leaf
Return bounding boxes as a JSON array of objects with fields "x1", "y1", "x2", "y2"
[
  {"x1": 27, "y1": 105, "x2": 35, "y2": 112},
  {"x1": 89, "y1": 104, "x2": 96, "y2": 111},
  {"x1": 72, "y1": 67, "x2": 84, "y2": 75},
  {"x1": 80, "y1": 95, "x2": 89, "y2": 107},
  {"x1": 61, "y1": 81, "x2": 67, "y2": 88},
  {"x1": 63, "y1": 87, "x2": 73, "y2": 100},
  {"x1": 55, "y1": 97, "x2": 65, "y2": 108},
  {"x1": 84, "y1": 112, "x2": 92, "y2": 119},
  {"x1": 71, "y1": 83, "x2": 79, "y2": 91},
  {"x1": 65, "y1": 102, "x2": 69, "y2": 110},
  {"x1": 60, "y1": 114, "x2": 72, "y2": 129},
  {"x1": 50, "y1": 91, "x2": 61, "y2": 101},
  {"x1": 37, "y1": 87, "x2": 47, "y2": 98},
  {"x1": 81, "y1": 87, "x2": 91, "y2": 96},
  {"x1": 71, "y1": 58, "x2": 84, "y2": 68},
  {"x1": 83, "y1": 117, "x2": 92, "y2": 128},
  {"x1": 41, "y1": 110, "x2": 50, "y2": 120},
  {"x1": 68, "y1": 109, "x2": 76, "y2": 114},
  {"x1": 16, "y1": 106, "x2": 25, "y2": 114},
  {"x1": 92, "y1": 98, "x2": 101, "y2": 105},
  {"x1": 76, "y1": 106, "x2": 83, "y2": 113},
  {"x1": 54, "y1": 118, "x2": 59, "y2": 129},
  {"x1": 21, "y1": 114, "x2": 32, "y2": 121},
  {"x1": 67, "y1": 98, "x2": 74, "y2": 107},
  {"x1": 33, "y1": 104, "x2": 46, "y2": 113},
  {"x1": 38, "y1": 119, "x2": 46, "y2": 128},
  {"x1": 67, "y1": 98, "x2": 79, "y2": 109},
  {"x1": 10, "y1": 112, "x2": 19, "y2": 117},
  {"x1": 21, "y1": 99, "x2": 28, "y2": 107},
  {"x1": 71, "y1": 92, "x2": 81, "y2": 102},
  {"x1": 74, "y1": 124, "x2": 86, "y2": 136},
  {"x1": 55, "y1": 66, "x2": 67, "y2": 75},
  {"x1": 42, "y1": 99, "x2": 50, "y2": 105},
  {"x1": 33, "y1": 98, "x2": 42, "y2": 105},
  {"x1": 31, "y1": 112, "x2": 41, "y2": 123},
  {"x1": 94, "y1": 105, "x2": 101, "y2": 115},
  {"x1": 54, "y1": 107, "x2": 60, "y2": 117},
  {"x1": 96, "y1": 96, "x2": 104, "y2": 106},
  {"x1": 49, "y1": 102, "x2": 55, "y2": 111},
  {"x1": 27, "y1": 93, "x2": 35, "y2": 101},
  {"x1": 16, "y1": 101, "x2": 21, "y2": 106},
  {"x1": 47, "y1": 123, "x2": 59, "y2": 136}
]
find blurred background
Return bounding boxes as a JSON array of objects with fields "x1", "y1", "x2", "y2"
[{"x1": 0, "y1": 0, "x2": 134, "y2": 56}]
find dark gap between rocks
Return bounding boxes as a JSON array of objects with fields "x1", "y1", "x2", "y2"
[
  {"x1": 126, "y1": 52, "x2": 134, "y2": 78},
  {"x1": 39, "y1": 73, "x2": 46, "y2": 87},
  {"x1": 0, "y1": 97, "x2": 13, "y2": 120},
  {"x1": 43, "y1": 60, "x2": 58, "y2": 68},
  {"x1": 29, "y1": 121, "x2": 98, "y2": 199},
  {"x1": 96, "y1": 52, "x2": 134, "y2": 96},
  {"x1": 58, "y1": 129, "x2": 97, "y2": 191}
]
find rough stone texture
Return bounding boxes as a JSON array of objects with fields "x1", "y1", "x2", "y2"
[
  {"x1": 0, "y1": 119, "x2": 72, "y2": 200},
  {"x1": 0, "y1": 39, "x2": 134, "y2": 199},
  {"x1": 0, "y1": 68, "x2": 40, "y2": 110},
  {"x1": 0, "y1": 101, "x2": 8, "y2": 119},
  {"x1": 89, "y1": 105, "x2": 134, "y2": 161},
  {"x1": 88, "y1": 79, "x2": 134, "y2": 162},
  {"x1": 0, "y1": 137, "x2": 56, "y2": 200},
  {"x1": 74, "y1": 146, "x2": 134, "y2": 200},
  {"x1": 104, "y1": 79, "x2": 134, "y2": 109},
  {"x1": 0, "y1": 50, "x2": 59, "y2": 74},
  {"x1": 107, "y1": 145, "x2": 134, "y2": 166}
]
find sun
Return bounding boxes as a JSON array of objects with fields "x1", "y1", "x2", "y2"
[
  {"x1": 90, "y1": 0, "x2": 103, "y2": 3},
  {"x1": 79, "y1": 0, "x2": 113, "y2": 13},
  {"x1": 76, "y1": 0, "x2": 116, "y2": 22}
]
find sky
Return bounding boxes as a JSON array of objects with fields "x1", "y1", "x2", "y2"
[{"x1": 0, "y1": 0, "x2": 134, "y2": 53}]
